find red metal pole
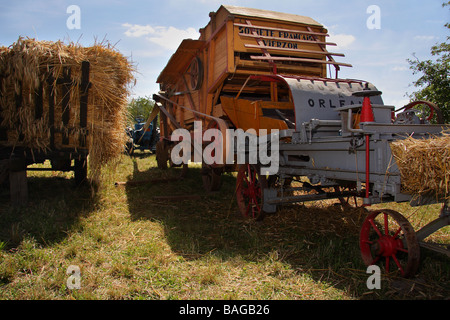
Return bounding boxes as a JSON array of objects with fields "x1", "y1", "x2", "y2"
[{"x1": 365, "y1": 134, "x2": 370, "y2": 204}]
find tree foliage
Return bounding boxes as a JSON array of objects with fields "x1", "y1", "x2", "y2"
[
  {"x1": 127, "y1": 96, "x2": 155, "y2": 125},
  {"x1": 407, "y1": 1, "x2": 450, "y2": 123}
]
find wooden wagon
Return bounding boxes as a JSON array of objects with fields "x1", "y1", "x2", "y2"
[{"x1": 0, "y1": 38, "x2": 133, "y2": 205}]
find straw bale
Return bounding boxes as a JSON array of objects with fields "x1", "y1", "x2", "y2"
[
  {"x1": 390, "y1": 132, "x2": 450, "y2": 199},
  {"x1": 0, "y1": 37, "x2": 135, "y2": 180}
]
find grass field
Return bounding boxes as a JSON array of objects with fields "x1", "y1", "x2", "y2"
[{"x1": 0, "y1": 151, "x2": 449, "y2": 300}]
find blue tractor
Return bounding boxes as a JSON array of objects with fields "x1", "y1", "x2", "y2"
[{"x1": 125, "y1": 116, "x2": 159, "y2": 155}]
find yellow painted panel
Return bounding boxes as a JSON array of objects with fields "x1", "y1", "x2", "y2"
[{"x1": 220, "y1": 96, "x2": 292, "y2": 134}]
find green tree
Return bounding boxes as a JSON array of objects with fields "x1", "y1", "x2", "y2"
[
  {"x1": 407, "y1": 1, "x2": 450, "y2": 123},
  {"x1": 127, "y1": 96, "x2": 155, "y2": 125}
]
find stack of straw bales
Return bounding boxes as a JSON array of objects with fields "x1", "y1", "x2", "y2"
[
  {"x1": 0, "y1": 37, "x2": 135, "y2": 180},
  {"x1": 390, "y1": 132, "x2": 450, "y2": 199}
]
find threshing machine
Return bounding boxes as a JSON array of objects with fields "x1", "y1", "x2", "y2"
[{"x1": 149, "y1": 5, "x2": 449, "y2": 278}]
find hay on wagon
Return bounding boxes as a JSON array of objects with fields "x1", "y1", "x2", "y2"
[
  {"x1": 390, "y1": 132, "x2": 450, "y2": 199},
  {"x1": 0, "y1": 37, "x2": 135, "y2": 180}
]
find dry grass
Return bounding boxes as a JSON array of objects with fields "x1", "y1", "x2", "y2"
[{"x1": 0, "y1": 152, "x2": 449, "y2": 300}]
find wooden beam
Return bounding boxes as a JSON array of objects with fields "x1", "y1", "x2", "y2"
[
  {"x1": 250, "y1": 55, "x2": 352, "y2": 67},
  {"x1": 0, "y1": 76, "x2": 7, "y2": 141},
  {"x1": 245, "y1": 20, "x2": 276, "y2": 73},
  {"x1": 34, "y1": 82, "x2": 43, "y2": 120},
  {"x1": 79, "y1": 61, "x2": 91, "y2": 147},
  {"x1": 57, "y1": 67, "x2": 71, "y2": 146},
  {"x1": 244, "y1": 44, "x2": 345, "y2": 57},
  {"x1": 234, "y1": 23, "x2": 329, "y2": 37},
  {"x1": 239, "y1": 33, "x2": 336, "y2": 46},
  {"x1": 234, "y1": 58, "x2": 324, "y2": 75},
  {"x1": 306, "y1": 26, "x2": 339, "y2": 77},
  {"x1": 47, "y1": 68, "x2": 55, "y2": 149},
  {"x1": 10, "y1": 170, "x2": 28, "y2": 206}
]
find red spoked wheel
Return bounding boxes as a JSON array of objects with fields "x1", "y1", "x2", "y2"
[
  {"x1": 236, "y1": 164, "x2": 267, "y2": 221},
  {"x1": 360, "y1": 209, "x2": 420, "y2": 278}
]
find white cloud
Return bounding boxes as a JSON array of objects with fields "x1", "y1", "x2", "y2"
[
  {"x1": 414, "y1": 35, "x2": 438, "y2": 41},
  {"x1": 148, "y1": 26, "x2": 199, "y2": 51},
  {"x1": 328, "y1": 33, "x2": 356, "y2": 49},
  {"x1": 122, "y1": 23, "x2": 155, "y2": 38},
  {"x1": 122, "y1": 23, "x2": 200, "y2": 51}
]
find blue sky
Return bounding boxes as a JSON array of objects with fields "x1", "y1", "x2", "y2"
[{"x1": 1, "y1": 0, "x2": 448, "y2": 108}]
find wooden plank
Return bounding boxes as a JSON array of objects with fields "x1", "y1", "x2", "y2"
[
  {"x1": 10, "y1": 170, "x2": 28, "y2": 206},
  {"x1": 224, "y1": 5, "x2": 323, "y2": 27},
  {"x1": 234, "y1": 58, "x2": 324, "y2": 76},
  {"x1": 207, "y1": 70, "x2": 229, "y2": 95},
  {"x1": 239, "y1": 33, "x2": 336, "y2": 46},
  {"x1": 34, "y1": 82, "x2": 43, "y2": 119},
  {"x1": 306, "y1": 26, "x2": 338, "y2": 77},
  {"x1": 152, "y1": 195, "x2": 202, "y2": 201},
  {"x1": 157, "y1": 102, "x2": 182, "y2": 130},
  {"x1": 79, "y1": 61, "x2": 91, "y2": 147},
  {"x1": 115, "y1": 177, "x2": 179, "y2": 186},
  {"x1": 213, "y1": 28, "x2": 228, "y2": 82},
  {"x1": 226, "y1": 20, "x2": 235, "y2": 74},
  {"x1": 244, "y1": 44, "x2": 345, "y2": 56},
  {"x1": 234, "y1": 23, "x2": 328, "y2": 37},
  {"x1": 47, "y1": 67, "x2": 55, "y2": 149},
  {"x1": 0, "y1": 160, "x2": 8, "y2": 185},
  {"x1": 0, "y1": 76, "x2": 7, "y2": 141},
  {"x1": 14, "y1": 80, "x2": 24, "y2": 142},
  {"x1": 58, "y1": 67, "x2": 71, "y2": 146},
  {"x1": 207, "y1": 37, "x2": 216, "y2": 93},
  {"x1": 250, "y1": 55, "x2": 352, "y2": 67},
  {"x1": 244, "y1": 20, "x2": 277, "y2": 72}
]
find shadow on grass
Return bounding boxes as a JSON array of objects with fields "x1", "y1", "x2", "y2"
[
  {"x1": 0, "y1": 174, "x2": 99, "y2": 250},
  {"x1": 123, "y1": 157, "x2": 375, "y2": 297},
  {"x1": 124, "y1": 155, "x2": 450, "y2": 299}
]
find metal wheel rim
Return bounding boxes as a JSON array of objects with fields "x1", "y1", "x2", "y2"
[{"x1": 360, "y1": 209, "x2": 420, "y2": 278}]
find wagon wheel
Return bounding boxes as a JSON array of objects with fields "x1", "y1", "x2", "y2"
[
  {"x1": 360, "y1": 209, "x2": 420, "y2": 278},
  {"x1": 187, "y1": 57, "x2": 203, "y2": 91},
  {"x1": 201, "y1": 165, "x2": 222, "y2": 192},
  {"x1": 236, "y1": 164, "x2": 268, "y2": 221}
]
